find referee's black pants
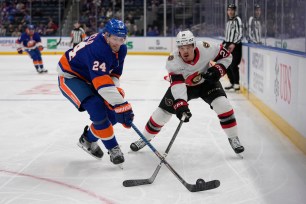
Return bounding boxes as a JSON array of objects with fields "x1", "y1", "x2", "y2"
[{"x1": 227, "y1": 43, "x2": 242, "y2": 85}]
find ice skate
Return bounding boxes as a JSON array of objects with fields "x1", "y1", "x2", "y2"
[
  {"x1": 224, "y1": 84, "x2": 234, "y2": 91},
  {"x1": 228, "y1": 136, "x2": 244, "y2": 158},
  {"x1": 130, "y1": 138, "x2": 148, "y2": 152},
  {"x1": 77, "y1": 126, "x2": 104, "y2": 160},
  {"x1": 40, "y1": 67, "x2": 48, "y2": 73},
  {"x1": 37, "y1": 67, "x2": 48, "y2": 73},
  {"x1": 225, "y1": 84, "x2": 240, "y2": 92},
  {"x1": 108, "y1": 145, "x2": 124, "y2": 167},
  {"x1": 233, "y1": 84, "x2": 240, "y2": 92},
  {"x1": 36, "y1": 67, "x2": 42, "y2": 73}
]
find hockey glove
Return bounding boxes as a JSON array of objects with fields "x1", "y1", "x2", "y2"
[
  {"x1": 114, "y1": 102, "x2": 134, "y2": 128},
  {"x1": 202, "y1": 64, "x2": 226, "y2": 82},
  {"x1": 173, "y1": 99, "x2": 192, "y2": 122},
  {"x1": 17, "y1": 48, "x2": 23, "y2": 54},
  {"x1": 38, "y1": 46, "x2": 44, "y2": 51}
]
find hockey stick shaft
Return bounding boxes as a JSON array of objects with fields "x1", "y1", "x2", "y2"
[
  {"x1": 127, "y1": 121, "x2": 221, "y2": 192},
  {"x1": 124, "y1": 117, "x2": 185, "y2": 187},
  {"x1": 147, "y1": 117, "x2": 185, "y2": 181},
  {"x1": 131, "y1": 120, "x2": 192, "y2": 189}
]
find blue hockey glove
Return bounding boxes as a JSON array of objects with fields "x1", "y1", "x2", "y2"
[{"x1": 114, "y1": 102, "x2": 134, "y2": 128}]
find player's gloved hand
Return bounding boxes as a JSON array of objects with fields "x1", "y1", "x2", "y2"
[
  {"x1": 173, "y1": 99, "x2": 192, "y2": 122},
  {"x1": 202, "y1": 64, "x2": 226, "y2": 82},
  {"x1": 38, "y1": 46, "x2": 44, "y2": 51},
  {"x1": 17, "y1": 48, "x2": 23, "y2": 54},
  {"x1": 114, "y1": 102, "x2": 134, "y2": 128}
]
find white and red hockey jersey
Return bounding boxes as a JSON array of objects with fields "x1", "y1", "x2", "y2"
[{"x1": 165, "y1": 41, "x2": 232, "y2": 101}]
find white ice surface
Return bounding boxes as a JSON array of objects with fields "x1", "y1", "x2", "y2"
[{"x1": 0, "y1": 55, "x2": 305, "y2": 204}]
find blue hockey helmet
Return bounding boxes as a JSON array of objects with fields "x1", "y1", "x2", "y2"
[
  {"x1": 103, "y1": 18, "x2": 127, "y2": 38},
  {"x1": 27, "y1": 24, "x2": 35, "y2": 30}
]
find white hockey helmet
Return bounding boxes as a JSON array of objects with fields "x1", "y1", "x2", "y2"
[{"x1": 176, "y1": 30, "x2": 196, "y2": 48}]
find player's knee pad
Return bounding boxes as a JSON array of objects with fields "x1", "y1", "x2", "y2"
[
  {"x1": 152, "y1": 107, "x2": 172, "y2": 126},
  {"x1": 211, "y1": 96, "x2": 233, "y2": 115},
  {"x1": 82, "y1": 95, "x2": 108, "y2": 122},
  {"x1": 145, "y1": 108, "x2": 172, "y2": 136}
]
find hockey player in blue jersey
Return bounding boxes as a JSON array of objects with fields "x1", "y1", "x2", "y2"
[
  {"x1": 57, "y1": 18, "x2": 134, "y2": 166},
  {"x1": 16, "y1": 24, "x2": 47, "y2": 73}
]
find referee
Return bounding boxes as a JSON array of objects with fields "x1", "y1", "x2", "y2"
[
  {"x1": 223, "y1": 4, "x2": 243, "y2": 91},
  {"x1": 247, "y1": 4, "x2": 262, "y2": 44},
  {"x1": 70, "y1": 22, "x2": 86, "y2": 48}
]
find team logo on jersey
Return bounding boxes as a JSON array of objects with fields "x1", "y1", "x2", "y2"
[
  {"x1": 192, "y1": 74, "x2": 202, "y2": 84},
  {"x1": 168, "y1": 55, "x2": 174, "y2": 61},
  {"x1": 165, "y1": 97, "x2": 173, "y2": 106},
  {"x1": 202, "y1": 41, "x2": 210, "y2": 48}
]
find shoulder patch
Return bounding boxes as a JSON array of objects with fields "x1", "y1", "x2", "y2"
[
  {"x1": 202, "y1": 41, "x2": 210, "y2": 48},
  {"x1": 168, "y1": 55, "x2": 174, "y2": 61}
]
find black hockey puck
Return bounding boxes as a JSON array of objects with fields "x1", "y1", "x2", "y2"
[{"x1": 196, "y1": 178, "x2": 205, "y2": 187}]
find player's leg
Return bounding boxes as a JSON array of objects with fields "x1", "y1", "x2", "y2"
[
  {"x1": 130, "y1": 88, "x2": 174, "y2": 152},
  {"x1": 201, "y1": 81, "x2": 244, "y2": 154},
  {"x1": 27, "y1": 50, "x2": 41, "y2": 73},
  {"x1": 35, "y1": 49, "x2": 47, "y2": 73},
  {"x1": 58, "y1": 76, "x2": 104, "y2": 159},
  {"x1": 228, "y1": 44, "x2": 242, "y2": 91},
  {"x1": 234, "y1": 44, "x2": 242, "y2": 90},
  {"x1": 81, "y1": 96, "x2": 124, "y2": 164}
]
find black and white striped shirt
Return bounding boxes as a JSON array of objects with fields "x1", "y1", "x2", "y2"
[
  {"x1": 248, "y1": 16, "x2": 262, "y2": 43},
  {"x1": 71, "y1": 28, "x2": 85, "y2": 44},
  {"x1": 225, "y1": 16, "x2": 243, "y2": 44}
]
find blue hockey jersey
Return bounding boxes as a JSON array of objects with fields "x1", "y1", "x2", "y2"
[
  {"x1": 58, "y1": 33, "x2": 127, "y2": 106},
  {"x1": 16, "y1": 32, "x2": 42, "y2": 48}
]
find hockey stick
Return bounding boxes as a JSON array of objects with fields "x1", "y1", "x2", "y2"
[
  {"x1": 124, "y1": 120, "x2": 220, "y2": 192},
  {"x1": 123, "y1": 116, "x2": 185, "y2": 187},
  {"x1": 56, "y1": 36, "x2": 62, "y2": 46}
]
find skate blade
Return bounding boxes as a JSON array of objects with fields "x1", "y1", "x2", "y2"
[
  {"x1": 236, "y1": 153, "x2": 243, "y2": 159},
  {"x1": 77, "y1": 143, "x2": 102, "y2": 160},
  {"x1": 117, "y1": 164, "x2": 124, "y2": 169}
]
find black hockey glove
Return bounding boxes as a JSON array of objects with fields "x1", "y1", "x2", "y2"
[
  {"x1": 202, "y1": 64, "x2": 226, "y2": 82},
  {"x1": 173, "y1": 99, "x2": 192, "y2": 122}
]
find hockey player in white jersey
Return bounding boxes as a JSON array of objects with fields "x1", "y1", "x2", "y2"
[{"x1": 130, "y1": 30, "x2": 244, "y2": 155}]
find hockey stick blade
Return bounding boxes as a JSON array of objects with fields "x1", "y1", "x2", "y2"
[
  {"x1": 123, "y1": 164, "x2": 162, "y2": 187},
  {"x1": 130, "y1": 123, "x2": 220, "y2": 192},
  {"x1": 123, "y1": 179, "x2": 152, "y2": 187},
  {"x1": 186, "y1": 179, "x2": 220, "y2": 192}
]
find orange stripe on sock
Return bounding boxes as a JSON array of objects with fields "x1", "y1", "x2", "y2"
[
  {"x1": 90, "y1": 124, "x2": 114, "y2": 139},
  {"x1": 59, "y1": 76, "x2": 81, "y2": 108}
]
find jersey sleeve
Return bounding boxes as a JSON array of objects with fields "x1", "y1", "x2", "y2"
[
  {"x1": 211, "y1": 43, "x2": 233, "y2": 70},
  {"x1": 34, "y1": 33, "x2": 42, "y2": 42},
  {"x1": 89, "y1": 49, "x2": 125, "y2": 106},
  {"x1": 234, "y1": 17, "x2": 243, "y2": 44},
  {"x1": 80, "y1": 28, "x2": 86, "y2": 40},
  {"x1": 15, "y1": 34, "x2": 23, "y2": 48},
  {"x1": 166, "y1": 55, "x2": 188, "y2": 102}
]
